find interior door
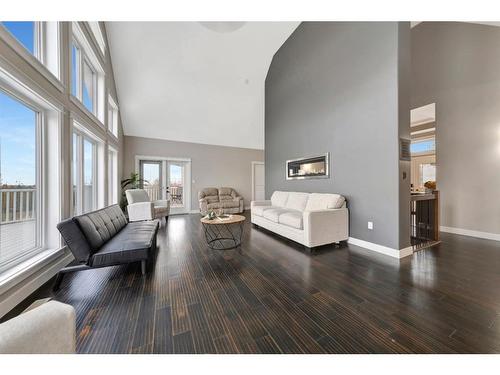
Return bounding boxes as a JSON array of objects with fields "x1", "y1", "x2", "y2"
[
  {"x1": 167, "y1": 161, "x2": 187, "y2": 214},
  {"x1": 139, "y1": 160, "x2": 165, "y2": 200},
  {"x1": 253, "y1": 162, "x2": 265, "y2": 201}
]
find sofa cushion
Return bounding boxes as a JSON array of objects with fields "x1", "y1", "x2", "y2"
[
  {"x1": 208, "y1": 200, "x2": 239, "y2": 209},
  {"x1": 305, "y1": 193, "x2": 345, "y2": 211},
  {"x1": 252, "y1": 205, "x2": 275, "y2": 217},
  {"x1": 270, "y1": 191, "x2": 289, "y2": 208},
  {"x1": 263, "y1": 208, "x2": 288, "y2": 223},
  {"x1": 74, "y1": 205, "x2": 128, "y2": 251},
  {"x1": 285, "y1": 192, "x2": 310, "y2": 212},
  {"x1": 90, "y1": 220, "x2": 158, "y2": 268},
  {"x1": 278, "y1": 211, "x2": 303, "y2": 230},
  {"x1": 199, "y1": 188, "x2": 220, "y2": 203},
  {"x1": 218, "y1": 187, "x2": 234, "y2": 201}
]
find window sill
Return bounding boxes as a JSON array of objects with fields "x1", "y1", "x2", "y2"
[{"x1": 0, "y1": 247, "x2": 68, "y2": 297}]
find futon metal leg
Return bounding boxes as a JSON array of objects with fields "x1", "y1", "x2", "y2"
[
  {"x1": 52, "y1": 272, "x2": 65, "y2": 291},
  {"x1": 141, "y1": 260, "x2": 147, "y2": 275}
]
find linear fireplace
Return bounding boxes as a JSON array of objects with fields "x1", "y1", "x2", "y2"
[{"x1": 286, "y1": 153, "x2": 329, "y2": 180}]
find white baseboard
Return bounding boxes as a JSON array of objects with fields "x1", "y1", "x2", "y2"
[
  {"x1": 348, "y1": 237, "x2": 413, "y2": 259},
  {"x1": 440, "y1": 226, "x2": 500, "y2": 242},
  {"x1": 0, "y1": 250, "x2": 73, "y2": 318}
]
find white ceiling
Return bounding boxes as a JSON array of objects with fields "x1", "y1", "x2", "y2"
[{"x1": 106, "y1": 22, "x2": 299, "y2": 150}]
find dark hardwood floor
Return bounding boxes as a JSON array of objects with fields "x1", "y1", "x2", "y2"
[{"x1": 8, "y1": 211, "x2": 500, "y2": 353}]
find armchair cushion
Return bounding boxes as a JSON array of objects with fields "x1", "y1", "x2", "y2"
[{"x1": 125, "y1": 189, "x2": 150, "y2": 204}]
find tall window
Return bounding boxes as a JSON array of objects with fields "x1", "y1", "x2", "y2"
[
  {"x1": 1, "y1": 22, "x2": 60, "y2": 79},
  {"x1": 108, "y1": 96, "x2": 118, "y2": 137},
  {"x1": 72, "y1": 128, "x2": 97, "y2": 214},
  {"x1": 71, "y1": 39, "x2": 98, "y2": 115},
  {"x1": 0, "y1": 90, "x2": 41, "y2": 272},
  {"x1": 1, "y1": 22, "x2": 37, "y2": 55},
  {"x1": 108, "y1": 148, "x2": 118, "y2": 205}
]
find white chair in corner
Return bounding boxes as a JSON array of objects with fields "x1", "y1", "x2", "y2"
[
  {"x1": 125, "y1": 189, "x2": 170, "y2": 222},
  {"x1": 0, "y1": 299, "x2": 76, "y2": 354}
]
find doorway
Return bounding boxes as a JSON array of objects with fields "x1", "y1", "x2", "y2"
[
  {"x1": 410, "y1": 103, "x2": 439, "y2": 250},
  {"x1": 252, "y1": 161, "x2": 265, "y2": 201},
  {"x1": 137, "y1": 156, "x2": 191, "y2": 215}
]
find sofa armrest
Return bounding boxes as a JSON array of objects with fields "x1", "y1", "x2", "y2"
[
  {"x1": 0, "y1": 301, "x2": 76, "y2": 354},
  {"x1": 199, "y1": 198, "x2": 208, "y2": 215},
  {"x1": 303, "y1": 208, "x2": 349, "y2": 247},
  {"x1": 127, "y1": 201, "x2": 154, "y2": 221},
  {"x1": 251, "y1": 200, "x2": 271, "y2": 208}
]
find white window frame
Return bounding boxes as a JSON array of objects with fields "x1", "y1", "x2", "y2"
[
  {"x1": 87, "y1": 22, "x2": 106, "y2": 56},
  {"x1": 71, "y1": 22, "x2": 105, "y2": 124},
  {"x1": 0, "y1": 22, "x2": 62, "y2": 87},
  {"x1": 72, "y1": 123, "x2": 99, "y2": 215},
  {"x1": 0, "y1": 65, "x2": 63, "y2": 276},
  {"x1": 108, "y1": 95, "x2": 119, "y2": 138},
  {"x1": 108, "y1": 147, "x2": 118, "y2": 205},
  {"x1": 0, "y1": 89, "x2": 43, "y2": 273},
  {"x1": 71, "y1": 38, "x2": 98, "y2": 116}
]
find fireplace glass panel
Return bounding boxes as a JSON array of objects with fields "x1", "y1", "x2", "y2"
[{"x1": 286, "y1": 154, "x2": 329, "y2": 180}]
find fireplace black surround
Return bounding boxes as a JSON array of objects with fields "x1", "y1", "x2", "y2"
[{"x1": 286, "y1": 153, "x2": 329, "y2": 180}]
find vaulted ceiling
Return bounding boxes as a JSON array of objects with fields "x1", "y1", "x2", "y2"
[{"x1": 106, "y1": 22, "x2": 299, "y2": 150}]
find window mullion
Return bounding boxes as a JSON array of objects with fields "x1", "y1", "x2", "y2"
[{"x1": 78, "y1": 134, "x2": 84, "y2": 214}]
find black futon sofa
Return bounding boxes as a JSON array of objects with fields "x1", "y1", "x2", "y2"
[{"x1": 55, "y1": 204, "x2": 159, "y2": 289}]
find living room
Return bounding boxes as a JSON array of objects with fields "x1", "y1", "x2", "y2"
[{"x1": 1, "y1": 1, "x2": 500, "y2": 373}]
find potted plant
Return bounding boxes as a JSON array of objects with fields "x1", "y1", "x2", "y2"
[{"x1": 120, "y1": 172, "x2": 148, "y2": 212}]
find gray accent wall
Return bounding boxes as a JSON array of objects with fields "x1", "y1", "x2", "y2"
[
  {"x1": 411, "y1": 22, "x2": 500, "y2": 235},
  {"x1": 265, "y1": 22, "x2": 411, "y2": 250},
  {"x1": 123, "y1": 136, "x2": 264, "y2": 210}
]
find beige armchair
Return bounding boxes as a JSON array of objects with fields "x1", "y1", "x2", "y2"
[
  {"x1": 0, "y1": 300, "x2": 76, "y2": 354},
  {"x1": 199, "y1": 187, "x2": 244, "y2": 215},
  {"x1": 126, "y1": 189, "x2": 170, "y2": 222}
]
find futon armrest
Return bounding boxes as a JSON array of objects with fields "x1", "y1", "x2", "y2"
[
  {"x1": 251, "y1": 200, "x2": 271, "y2": 208},
  {"x1": 127, "y1": 201, "x2": 154, "y2": 221},
  {"x1": 0, "y1": 301, "x2": 76, "y2": 354}
]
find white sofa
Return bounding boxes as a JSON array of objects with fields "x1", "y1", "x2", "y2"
[{"x1": 251, "y1": 191, "x2": 349, "y2": 249}]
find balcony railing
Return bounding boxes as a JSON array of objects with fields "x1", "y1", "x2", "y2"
[
  {"x1": 143, "y1": 185, "x2": 183, "y2": 207},
  {"x1": 0, "y1": 188, "x2": 36, "y2": 224}
]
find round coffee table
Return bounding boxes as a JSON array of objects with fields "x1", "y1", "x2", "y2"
[{"x1": 200, "y1": 214, "x2": 245, "y2": 250}]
